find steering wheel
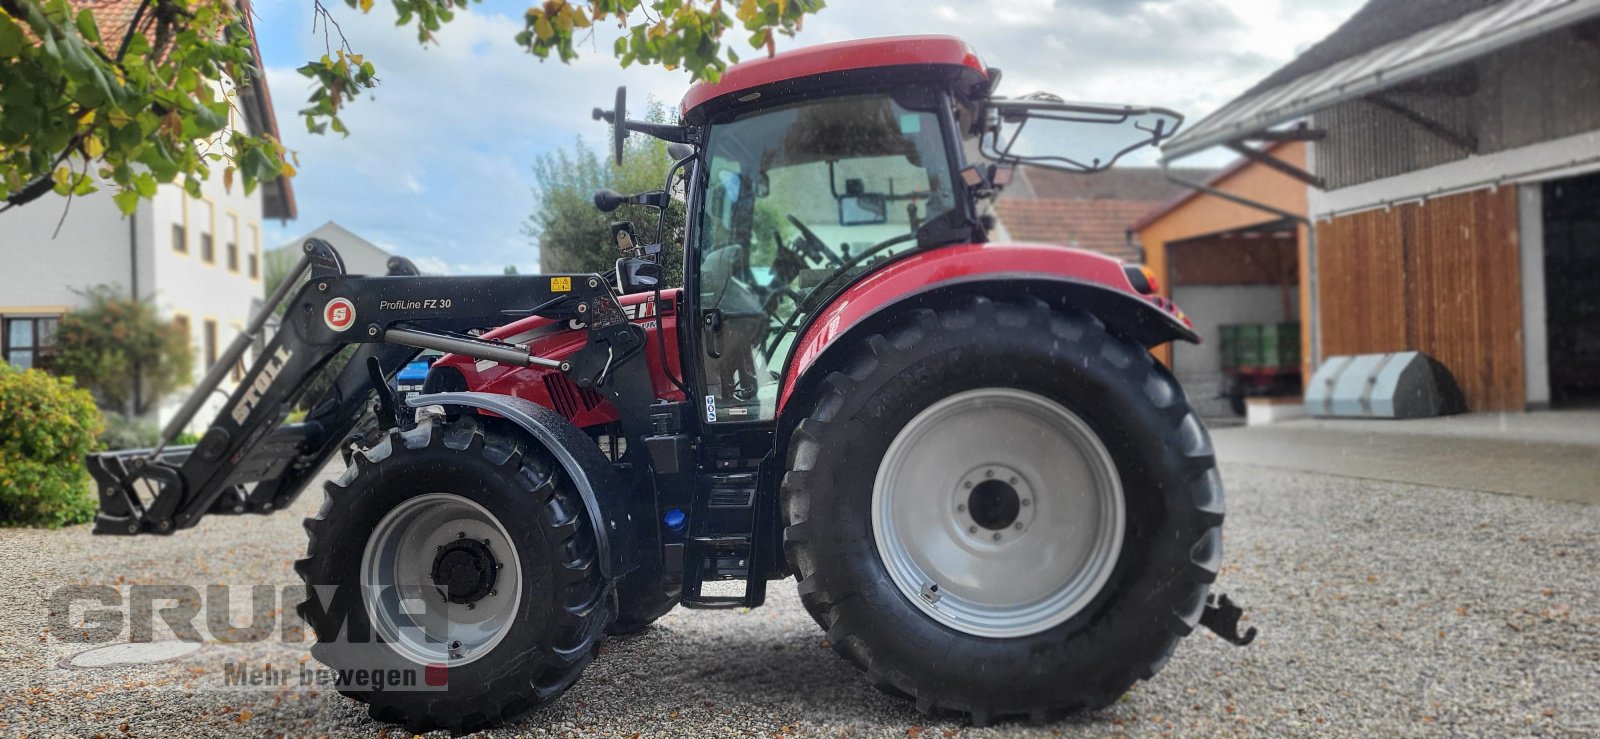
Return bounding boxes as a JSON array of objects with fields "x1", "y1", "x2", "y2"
[{"x1": 786, "y1": 214, "x2": 845, "y2": 267}]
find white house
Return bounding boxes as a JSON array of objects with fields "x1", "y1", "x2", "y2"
[{"x1": 0, "y1": 2, "x2": 296, "y2": 433}]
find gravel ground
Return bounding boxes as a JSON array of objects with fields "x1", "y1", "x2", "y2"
[{"x1": 1, "y1": 462, "x2": 1597, "y2": 738}]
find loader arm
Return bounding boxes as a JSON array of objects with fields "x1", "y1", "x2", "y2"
[{"x1": 89, "y1": 238, "x2": 655, "y2": 536}]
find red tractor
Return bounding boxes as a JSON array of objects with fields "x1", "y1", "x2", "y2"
[{"x1": 87, "y1": 35, "x2": 1251, "y2": 733}]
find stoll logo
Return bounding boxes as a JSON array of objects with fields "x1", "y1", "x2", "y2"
[
  {"x1": 324, "y1": 297, "x2": 357, "y2": 332},
  {"x1": 231, "y1": 346, "x2": 294, "y2": 425}
]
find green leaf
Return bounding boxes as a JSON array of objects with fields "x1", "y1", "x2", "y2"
[
  {"x1": 0, "y1": 15, "x2": 25, "y2": 57},
  {"x1": 113, "y1": 189, "x2": 140, "y2": 214},
  {"x1": 74, "y1": 8, "x2": 100, "y2": 45}
]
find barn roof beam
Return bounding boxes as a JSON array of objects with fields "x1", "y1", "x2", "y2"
[{"x1": 1364, "y1": 94, "x2": 1479, "y2": 154}]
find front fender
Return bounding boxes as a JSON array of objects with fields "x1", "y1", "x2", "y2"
[
  {"x1": 777, "y1": 243, "x2": 1198, "y2": 414},
  {"x1": 404, "y1": 391, "x2": 640, "y2": 580}
]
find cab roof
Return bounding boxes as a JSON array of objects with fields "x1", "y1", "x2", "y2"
[{"x1": 680, "y1": 35, "x2": 987, "y2": 117}]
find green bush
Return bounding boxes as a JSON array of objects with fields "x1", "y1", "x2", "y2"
[
  {"x1": 0, "y1": 364, "x2": 102, "y2": 528},
  {"x1": 43, "y1": 286, "x2": 193, "y2": 417}
]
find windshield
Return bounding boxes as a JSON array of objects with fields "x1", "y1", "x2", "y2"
[{"x1": 696, "y1": 91, "x2": 957, "y2": 421}]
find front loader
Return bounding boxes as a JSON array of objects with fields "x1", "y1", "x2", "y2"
[{"x1": 88, "y1": 35, "x2": 1253, "y2": 734}]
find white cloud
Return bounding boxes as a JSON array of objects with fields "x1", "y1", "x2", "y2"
[{"x1": 256, "y1": 0, "x2": 1363, "y2": 272}]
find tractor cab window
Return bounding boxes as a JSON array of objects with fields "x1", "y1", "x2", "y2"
[{"x1": 696, "y1": 92, "x2": 956, "y2": 421}]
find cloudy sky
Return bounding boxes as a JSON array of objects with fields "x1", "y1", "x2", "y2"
[{"x1": 249, "y1": 0, "x2": 1364, "y2": 273}]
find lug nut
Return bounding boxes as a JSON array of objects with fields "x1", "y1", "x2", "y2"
[
  {"x1": 992, "y1": 532, "x2": 1002, "y2": 541},
  {"x1": 968, "y1": 526, "x2": 977, "y2": 534},
  {"x1": 1014, "y1": 522, "x2": 1024, "y2": 530},
  {"x1": 956, "y1": 504, "x2": 966, "y2": 512},
  {"x1": 963, "y1": 481, "x2": 973, "y2": 489},
  {"x1": 1021, "y1": 499, "x2": 1031, "y2": 507},
  {"x1": 1009, "y1": 477, "x2": 1018, "y2": 485},
  {"x1": 985, "y1": 469, "x2": 994, "y2": 478}
]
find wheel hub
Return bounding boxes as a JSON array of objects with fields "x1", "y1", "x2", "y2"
[
  {"x1": 955, "y1": 465, "x2": 1037, "y2": 542},
  {"x1": 431, "y1": 536, "x2": 499, "y2": 605}
]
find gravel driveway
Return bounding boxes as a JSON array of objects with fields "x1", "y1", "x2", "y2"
[{"x1": 1, "y1": 462, "x2": 1596, "y2": 737}]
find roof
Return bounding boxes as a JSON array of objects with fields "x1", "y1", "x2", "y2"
[
  {"x1": 990, "y1": 166, "x2": 1216, "y2": 260},
  {"x1": 1163, "y1": 0, "x2": 1600, "y2": 159},
  {"x1": 1011, "y1": 166, "x2": 1209, "y2": 202},
  {"x1": 681, "y1": 35, "x2": 986, "y2": 115},
  {"x1": 993, "y1": 199, "x2": 1158, "y2": 261},
  {"x1": 69, "y1": 0, "x2": 296, "y2": 219},
  {"x1": 274, "y1": 221, "x2": 397, "y2": 275}
]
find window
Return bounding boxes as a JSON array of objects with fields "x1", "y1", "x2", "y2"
[
  {"x1": 3, "y1": 316, "x2": 60, "y2": 369},
  {"x1": 695, "y1": 92, "x2": 957, "y2": 421},
  {"x1": 226, "y1": 212, "x2": 240, "y2": 272},
  {"x1": 203, "y1": 320, "x2": 218, "y2": 369},
  {"x1": 199, "y1": 199, "x2": 216, "y2": 264},
  {"x1": 172, "y1": 223, "x2": 187, "y2": 253},
  {"x1": 172, "y1": 315, "x2": 191, "y2": 365},
  {"x1": 230, "y1": 323, "x2": 246, "y2": 382},
  {"x1": 247, "y1": 223, "x2": 261, "y2": 280}
]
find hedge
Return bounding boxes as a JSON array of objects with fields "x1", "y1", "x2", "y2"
[{"x1": 0, "y1": 363, "x2": 102, "y2": 527}]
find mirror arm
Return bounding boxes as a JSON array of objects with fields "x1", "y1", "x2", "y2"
[{"x1": 624, "y1": 120, "x2": 698, "y2": 145}]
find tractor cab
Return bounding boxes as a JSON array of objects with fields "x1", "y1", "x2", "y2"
[{"x1": 599, "y1": 36, "x2": 1183, "y2": 425}]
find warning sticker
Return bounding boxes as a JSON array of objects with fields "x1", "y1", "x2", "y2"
[{"x1": 551, "y1": 277, "x2": 572, "y2": 292}]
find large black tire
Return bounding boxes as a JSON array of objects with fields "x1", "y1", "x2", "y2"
[
  {"x1": 606, "y1": 561, "x2": 680, "y2": 635},
  {"x1": 781, "y1": 295, "x2": 1224, "y2": 725},
  {"x1": 295, "y1": 416, "x2": 611, "y2": 734}
]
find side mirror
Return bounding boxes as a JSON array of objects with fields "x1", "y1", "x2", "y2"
[
  {"x1": 591, "y1": 86, "x2": 628, "y2": 166},
  {"x1": 615, "y1": 257, "x2": 663, "y2": 295},
  {"x1": 593, "y1": 189, "x2": 628, "y2": 213},
  {"x1": 839, "y1": 193, "x2": 888, "y2": 226},
  {"x1": 667, "y1": 142, "x2": 695, "y2": 161}
]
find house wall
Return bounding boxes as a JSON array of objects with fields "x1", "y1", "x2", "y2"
[
  {"x1": 149, "y1": 160, "x2": 267, "y2": 432},
  {"x1": 1314, "y1": 27, "x2": 1600, "y2": 191},
  {"x1": 0, "y1": 190, "x2": 139, "y2": 308},
  {"x1": 1314, "y1": 186, "x2": 1525, "y2": 411}
]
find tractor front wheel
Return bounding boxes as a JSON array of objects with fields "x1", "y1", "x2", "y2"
[
  {"x1": 781, "y1": 296, "x2": 1224, "y2": 724},
  {"x1": 295, "y1": 416, "x2": 611, "y2": 734}
]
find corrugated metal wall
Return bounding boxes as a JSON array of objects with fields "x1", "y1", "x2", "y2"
[
  {"x1": 1315, "y1": 27, "x2": 1600, "y2": 190},
  {"x1": 1316, "y1": 187, "x2": 1525, "y2": 411}
]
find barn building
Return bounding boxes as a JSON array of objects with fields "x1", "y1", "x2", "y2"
[{"x1": 1161, "y1": 0, "x2": 1600, "y2": 412}]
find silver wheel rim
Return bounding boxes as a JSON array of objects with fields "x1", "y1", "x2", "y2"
[
  {"x1": 872, "y1": 387, "x2": 1124, "y2": 638},
  {"x1": 360, "y1": 493, "x2": 522, "y2": 666}
]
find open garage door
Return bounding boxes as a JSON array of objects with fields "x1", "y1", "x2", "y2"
[
  {"x1": 1544, "y1": 172, "x2": 1600, "y2": 407},
  {"x1": 1167, "y1": 221, "x2": 1300, "y2": 418}
]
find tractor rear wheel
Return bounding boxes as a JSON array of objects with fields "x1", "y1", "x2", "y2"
[
  {"x1": 294, "y1": 416, "x2": 611, "y2": 734},
  {"x1": 780, "y1": 296, "x2": 1224, "y2": 724}
]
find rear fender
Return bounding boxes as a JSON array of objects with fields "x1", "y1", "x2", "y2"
[
  {"x1": 403, "y1": 391, "x2": 642, "y2": 580},
  {"x1": 776, "y1": 243, "x2": 1199, "y2": 416}
]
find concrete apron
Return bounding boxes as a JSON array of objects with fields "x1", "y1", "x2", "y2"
[{"x1": 1210, "y1": 409, "x2": 1600, "y2": 503}]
